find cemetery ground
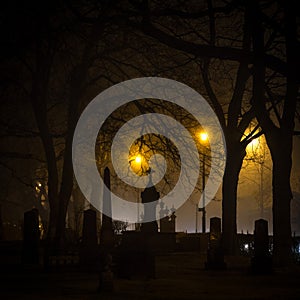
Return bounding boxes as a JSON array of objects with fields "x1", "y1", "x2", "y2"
[{"x1": 1, "y1": 251, "x2": 300, "y2": 300}]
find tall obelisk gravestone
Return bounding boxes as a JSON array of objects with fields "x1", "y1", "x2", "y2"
[
  {"x1": 139, "y1": 174, "x2": 158, "y2": 279},
  {"x1": 116, "y1": 173, "x2": 158, "y2": 279}
]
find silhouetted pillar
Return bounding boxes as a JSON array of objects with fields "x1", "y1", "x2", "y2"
[
  {"x1": 205, "y1": 217, "x2": 226, "y2": 269},
  {"x1": 160, "y1": 212, "x2": 176, "y2": 233},
  {"x1": 22, "y1": 208, "x2": 40, "y2": 265},
  {"x1": 251, "y1": 219, "x2": 272, "y2": 274},
  {"x1": 170, "y1": 212, "x2": 176, "y2": 233},
  {"x1": 137, "y1": 175, "x2": 159, "y2": 279},
  {"x1": 160, "y1": 216, "x2": 169, "y2": 233}
]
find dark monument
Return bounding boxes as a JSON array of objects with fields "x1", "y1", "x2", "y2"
[
  {"x1": 170, "y1": 211, "x2": 176, "y2": 232},
  {"x1": 160, "y1": 212, "x2": 176, "y2": 233},
  {"x1": 160, "y1": 216, "x2": 170, "y2": 233},
  {"x1": 117, "y1": 174, "x2": 158, "y2": 279},
  {"x1": 251, "y1": 219, "x2": 272, "y2": 274},
  {"x1": 205, "y1": 217, "x2": 226, "y2": 269},
  {"x1": 22, "y1": 208, "x2": 40, "y2": 265},
  {"x1": 99, "y1": 167, "x2": 114, "y2": 292},
  {"x1": 139, "y1": 174, "x2": 159, "y2": 278}
]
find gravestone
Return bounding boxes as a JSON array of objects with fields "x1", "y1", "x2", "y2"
[
  {"x1": 251, "y1": 219, "x2": 272, "y2": 274},
  {"x1": 80, "y1": 208, "x2": 98, "y2": 268},
  {"x1": 139, "y1": 176, "x2": 158, "y2": 277},
  {"x1": 160, "y1": 212, "x2": 176, "y2": 233},
  {"x1": 160, "y1": 216, "x2": 170, "y2": 233},
  {"x1": 205, "y1": 217, "x2": 226, "y2": 269},
  {"x1": 117, "y1": 176, "x2": 158, "y2": 280},
  {"x1": 22, "y1": 208, "x2": 40, "y2": 265},
  {"x1": 170, "y1": 211, "x2": 176, "y2": 232}
]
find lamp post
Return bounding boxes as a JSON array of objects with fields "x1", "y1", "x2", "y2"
[
  {"x1": 129, "y1": 155, "x2": 143, "y2": 230},
  {"x1": 201, "y1": 151, "x2": 206, "y2": 233},
  {"x1": 197, "y1": 132, "x2": 208, "y2": 233}
]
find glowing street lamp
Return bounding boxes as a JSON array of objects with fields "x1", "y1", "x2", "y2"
[
  {"x1": 250, "y1": 138, "x2": 259, "y2": 147},
  {"x1": 135, "y1": 155, "x2": 142, "y2": 164},
  {"x1": 129, "y1": 154, "x2": 142, "y2": 171},
  {"x1": 247, "y1": 137, "x2": 259, "y2": 154},
  {"x1": 129, "y1": 154, "x2": 144, "y2": 230},
  {"x1": 199, "y1": 132, "x2": 208, "y2": 142}
]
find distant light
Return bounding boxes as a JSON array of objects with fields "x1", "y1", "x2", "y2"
[
  {"x1": 246, "y1": 136, "x2": 260, "y2": 154},
  {"x1": 135, "y1": 155, "x2": 142, "y2": 163},
  {"x1": 250, "y1": 138, "x2": 259, "y2": 147},
  {"x1": 37, "y1": 182, "x2": 42, "y2": 187},
  {"x1": 244, "y1": 243, "x2": 249, "y2": 250},
  {"x1": 199, "y1": 132, "x2": 208, "y2": 142}
]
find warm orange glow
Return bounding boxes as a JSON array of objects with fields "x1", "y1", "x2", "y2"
[
  {"x1": 246, "y1": 136, "x2": 261, "y2": 155},
  {"x1": 135, "y1": 155, "x2": 142, "y2": 164},
  {"x1": 199, "y1": 132, "x2": 208, "y2": 142},
  {"x1": 249, "y1": 138, "x2": 259, "y2": 147}
]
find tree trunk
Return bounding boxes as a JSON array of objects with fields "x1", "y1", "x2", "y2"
[
  {"x1": 268, "y1": 132, "x2": 293, "y2": 266},
  {"x1": 54, "y1": 72, "x2": 81, "y2": 249},
  {"x1": 30, "y1": 43, "x2": 59, "y2": 243},
  {"x1": 250, "y1": 0, "x2": 297, "y2": 267},
  {"x1": 222, "y1": 133, "x2": 246, "y2": 255},
  {"x1": 54, "y1": 22, "x2": 104, "y2": 249},
  {"x1": 55, "y1": 122, "x2": 76, "y2": 248}
]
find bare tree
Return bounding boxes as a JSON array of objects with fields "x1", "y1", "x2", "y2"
[{"x1": 125, "y1": 0, "x2": 299, "y2": 264}]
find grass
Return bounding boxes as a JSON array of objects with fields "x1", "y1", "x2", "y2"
[{"x1": 0, "y1": 252, "x2": 299, "y2": 299}]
